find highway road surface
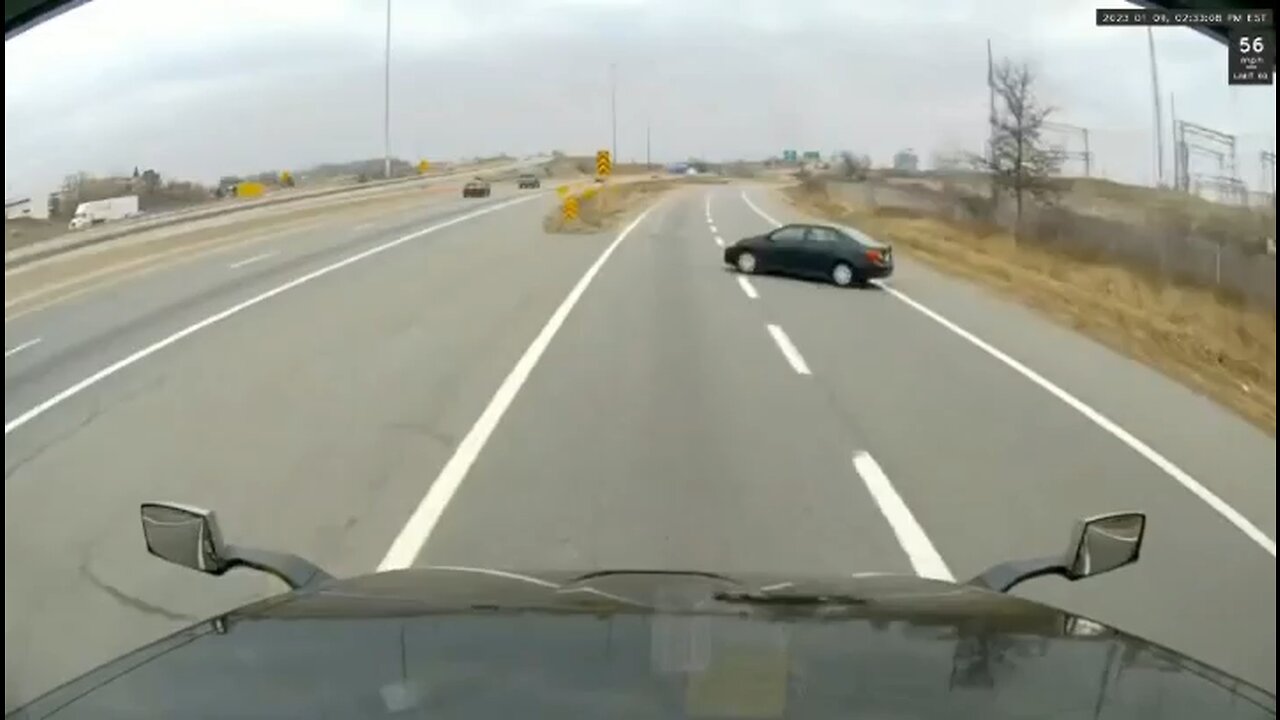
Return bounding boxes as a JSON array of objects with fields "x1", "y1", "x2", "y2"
[{"x1": 4, "y1": 180, "x2": 1276, "y2": 710}]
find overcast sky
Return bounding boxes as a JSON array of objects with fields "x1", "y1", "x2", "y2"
[{"x1": 5, "y1": 0, "x2": 1276, "y2": 196}]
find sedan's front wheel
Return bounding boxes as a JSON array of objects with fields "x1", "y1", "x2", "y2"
[
  {"x1": 736, "y1": 251, "x2": 758, "y2": 274},
  {"x1": 831, "y1": 262, "x2": 855, "y2": 287}
]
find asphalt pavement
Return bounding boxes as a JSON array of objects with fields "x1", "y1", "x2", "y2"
[{"x1": 4, "y1": 181, "x2": 1275, "y2": 710}]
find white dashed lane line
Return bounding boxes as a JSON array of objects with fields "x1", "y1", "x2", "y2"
[
  {"x1": 228, "y1": 252, "x2": 277, "y2": 269},
  {"x1": 765, "y1": 324, "x2": 811, "y2": 376},
  {"x1": 5, "y1": 338, "x2": 42, "y2": 358},
  {"x1": 737, "y1": 276, "x2": 758, "y2": 300}
]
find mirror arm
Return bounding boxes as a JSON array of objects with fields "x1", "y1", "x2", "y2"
[
  {"x1": 966, "y1": 556, "x2": 1070, "y2": 594},
  {"x1": 221, "y1": 545, "x2": 334, "y2": 592}
]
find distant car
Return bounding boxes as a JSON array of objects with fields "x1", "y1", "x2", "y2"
[
  {"x1": 517, "y1": 174, "x2": 541, "y2": 189},
  {"x1": 462, "y1": 180, "x2": 491, "y2": 198},
  {"x1": 724, "y1": 222, "x2": 893, "y2": 287}
]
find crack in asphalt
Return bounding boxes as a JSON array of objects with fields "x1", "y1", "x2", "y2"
[
  {"x1": 79, "y1": 562, "x2": 196, "y2": 623},
  {"x1": 4, "y1": 374, "x2": 168, "y2": 481}
]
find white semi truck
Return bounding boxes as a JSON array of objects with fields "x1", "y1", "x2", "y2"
[{"x1": 68, "y1": 195, "x2": 140, "y2": 230}]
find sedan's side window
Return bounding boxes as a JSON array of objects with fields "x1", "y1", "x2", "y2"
[
  {"x1": 769, "y1": 226, "x2": 807, "y2": 243},
  {"x1": 806, "y1": 227, "x2": 839, "y2": 243}
]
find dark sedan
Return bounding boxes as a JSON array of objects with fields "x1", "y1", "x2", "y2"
[
  {"x1": 462, "y1": 180, "x2": 491, "y2": 198},
  {"x1": 723, "y1": 222, "x2": 893, "y2": 287}
]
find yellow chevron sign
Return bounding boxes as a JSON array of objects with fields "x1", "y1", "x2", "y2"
[
  {"x1": 596, "y1": 149, "x2": 612, "y2": 177},
  {"x1": 562, "y1": 196, "x2": 579, "y2": 220}
]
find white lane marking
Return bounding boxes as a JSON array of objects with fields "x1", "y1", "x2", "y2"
[
  {"x1": 704, "y1": 196, "x2": 712, "y2": 218},
  {"x1": 227, "y1": 251, "x2": 276, "y2": 269},
  {"x1": 738, "y1": 190, "x2": 1277, "y2": 558},
  {"x1": 740, "y1": 190, "x2": 779, "y2": 226},
  {"x1": 737, "y1": 276, "x2": 758, "y2": 299},
  {"x1": 765, "y1": 324, "x2": 810, "y2": 375},
  {"x1": 5, "y1": 338, "x2": 42, "y2": 358},
  {"x1": 714, "y1": 236, "x2": 725, "y2": 248},
  {"x1": 378, "y1": 207, "x2": 658, "y2": 571},
  {"x1": 709, "y1": 224, "x2": 718, "y2": 234},
  {"x1": 853, "y1": 451, "x2": 954, "y2": 581},
  {"x1": 3, "y1": 194, "x2": 540, "y2": 436}
]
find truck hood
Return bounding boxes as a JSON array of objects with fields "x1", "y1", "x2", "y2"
[{"x1": 14, "y1": 567, "x2": 1275, "y2": 719}]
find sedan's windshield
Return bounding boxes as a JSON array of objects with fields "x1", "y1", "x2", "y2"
[{"x1": 4, "y1": 0, "x2": 1275, "y2": 717}]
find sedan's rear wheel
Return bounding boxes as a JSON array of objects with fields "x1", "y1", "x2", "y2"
[
  {"x1": 736, "y1": 251, "x2": 758, "y2": 274},
  {"x1": 831, "y1": 262, "x2": 855, "y2": 287}
]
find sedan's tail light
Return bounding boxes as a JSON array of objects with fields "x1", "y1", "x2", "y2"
[{"x1": 866, "y1": 248, "x2": 891, "y2": 265}]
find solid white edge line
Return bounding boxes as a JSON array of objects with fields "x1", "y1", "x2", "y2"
[
  {"x1": 377, "y1": 206, "x2": 658, "y2": 571},
  {"x1": 737, "y1": 189, "x2": 1276, "y2": 558},
  {"x1": 3, "y1": 194, "x2": 541, "y2": 436},
  {"x1": 737, "y1": 276, "x2": 759, "y2": 299},
  {"x1": 852, "y1": 451, "x2": 954, "y2": 581},
  {"x1": 4, "y1": 337, "x2": 42, "y2": 358},
  {"x1": 765, "y1": 324, "x2": 811, "y2": 375},
  {"x1": 709, "y1": 224, "x2": 718, "y2": 234},
  {"x1": 714, "y1": 236, "x2": 725, "y2": 248},
  {"x1": 740, "y1": 190, "x2": 780, "y2": 227},
  {"x1": 228, "y1": 251, "x2": 277, "y2": 269}
]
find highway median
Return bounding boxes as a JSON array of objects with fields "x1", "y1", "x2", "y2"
[{"x1": 783, "y1": 179, "x2": 1277, "y2": 434}]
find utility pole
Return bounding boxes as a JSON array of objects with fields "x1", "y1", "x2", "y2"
[
  {"x1": 1083, "y1": 128, "x2": 1092, "y2": 178},
  {"x1": 609, "y1": 63, "x2": 618, "y2": 163},
  {"x1": 646, "y1": 120, "x2": 651, "y2": 169},
  {"x1": 383, "y1": 0, "x2": 392, "y2": 180},
  {"x1": 1147, "y1": 27, "x2": 1164, "y2": 186}
]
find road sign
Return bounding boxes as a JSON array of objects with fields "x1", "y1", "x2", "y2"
[
  {"x1": 279, "y1": 171, "x2": 295, "y2": 187},
  {"x1": 802, "y1": 151, "x2": 821, "y2": 161},
  {"x1": 596, "y1": 149, "x2": 612, "y2": 176},
  {"x1": 782, "y1": 150, "x2": 798, "y2": 162},
  {"x1": 417, "y1": 160, "x2": 430, "y2": 174},
  {"x1": 236, "y1": 181, "x2": 266, "y2": 198},
  {"x1": 556, "y1": 184, "x2": 570, "y2": 197},
  {"x1": 562, "y1": 196, "x2": 579, "y2": 220}
]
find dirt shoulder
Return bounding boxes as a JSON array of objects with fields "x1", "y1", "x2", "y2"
[{"x1": 783, "y1": 183, "x2": 1276, "y2": 435}]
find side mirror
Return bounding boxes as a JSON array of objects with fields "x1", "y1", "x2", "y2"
[
  {"x1": 140, "y1": 502, "x2": 228, "y2": 575},
  {"x1": 139, "y1": 501, "x2": 335, "y2": 591},
  {"x1": 1063, "y1": 512, "x2": 1145, "y2": 580},
  {"x1": 966, "y1": 511, "x2": 1146, "y2": 594}
]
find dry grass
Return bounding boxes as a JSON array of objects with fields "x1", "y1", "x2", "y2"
[
  {"x1": 543, "y1": 180, "x2": 680, "y2": 234},
  {"x1": 785, "y1": 184, "x2": 1276, "y2": 434}
]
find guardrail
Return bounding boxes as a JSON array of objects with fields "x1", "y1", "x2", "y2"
[{"x1": 5, "y1": 158, "x2": 547, "y2": 269}]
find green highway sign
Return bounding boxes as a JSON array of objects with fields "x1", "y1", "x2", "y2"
[
  {"x1": 802, "y1": 150, "x2": 821, "y2": 161},
  {"x1": 782, "y1": 149, "x2": 798, "y2": 162}
]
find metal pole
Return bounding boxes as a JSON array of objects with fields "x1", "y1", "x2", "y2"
[
  {"x1": 1147, "y1": 27, "x2": 1164, "y2": 187},
  {"x1": 646, "y1": 120, "x2": 651, "y2": 168},
  {"x1": 383, "y1": 0, "x2": 392, "y2": 180},
  {"x1": 1083, "y1": 128, "x2": 1091, "y2": 178},
  {"x1": 610, "y1": 63, "x2": 618, "y2": 163}
]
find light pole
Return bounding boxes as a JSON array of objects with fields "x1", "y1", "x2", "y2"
[
  {"x1": 610, "y1": 63, "x2": 617, "y2": 163},
  {"x1": 383, "y1": 0, "x2": 392, "y2": 180},
  {"x1": 646, "y1": 120, "x2": 651, "y2": 169}
]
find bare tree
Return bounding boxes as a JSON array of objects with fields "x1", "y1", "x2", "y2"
[
  {"x1": 839, "y1": 151, "x2": 870, "y2": 181},
  {"x1": 972, "y1": 59, "x2": 1061, "y2": 239}
]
